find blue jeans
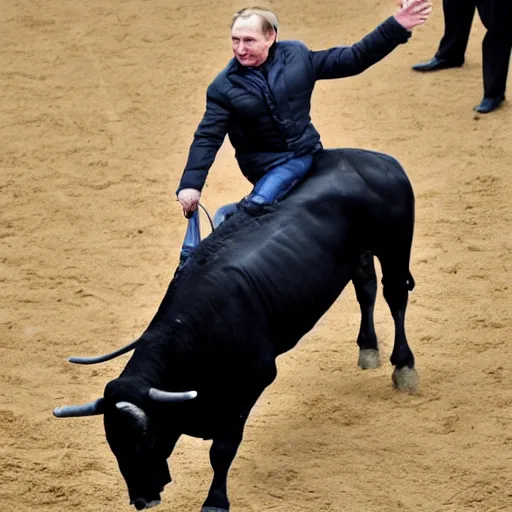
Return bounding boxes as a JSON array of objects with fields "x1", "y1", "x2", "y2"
[
  {"x1": 213, "y1": 154, "x2": 314, "y2": 227},
  {"x1": 250, "y1": 154, "x2": 314, "y2": 204}
]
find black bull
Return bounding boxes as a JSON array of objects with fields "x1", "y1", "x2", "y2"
[{"x1": 53, "y1": 148, "x2": 419, "y2": 511}]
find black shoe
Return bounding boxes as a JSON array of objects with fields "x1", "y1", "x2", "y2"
[
  {"x1": 473, "y1": 95, "x2": 505, "y2": 114},
  {"x1": 238, "y1": 196, "x2": 279, "y2": 217},
  {"x1": 237, "y1": 197, "x2": 267, "y2": 216},
  {"x1": 412, "y1": 57, "x2": 464, "y2": 72}
]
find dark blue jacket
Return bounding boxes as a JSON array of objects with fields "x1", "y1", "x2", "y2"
[{"x1": 177, "y1": 16, "x2": 411, "y2": 194}]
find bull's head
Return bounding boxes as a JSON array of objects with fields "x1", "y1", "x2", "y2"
[{"x1": 54, "y1": 378, "x2": 197, "y2": 510}]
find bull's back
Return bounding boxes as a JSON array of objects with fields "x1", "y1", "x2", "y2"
[
  {"x1": 176, "y1": 148, "x2": 413, "y2": 352},
  {"x1": 288, "y1": 148, "x2": 413, "y2": 216}
]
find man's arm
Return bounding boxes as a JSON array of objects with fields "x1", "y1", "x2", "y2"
[
  {"x1": 309, "y1": 1, "x2": 431, "y2": 80},
  {"x1": 176, "y1": 82, "x2": 231, "y2": 196}
]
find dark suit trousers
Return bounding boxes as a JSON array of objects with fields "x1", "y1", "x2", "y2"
[{"x1": 435, "y1": 0, "x2": 512, "y2": 97}]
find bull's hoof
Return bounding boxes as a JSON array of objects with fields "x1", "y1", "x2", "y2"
[
  {"x1": 132, "y1": 498, "x2": 161, "y2": 510},
  {"x1": 358, "y1": 349, "x2": 381, "y2": 369},
  {"x1": 392, "y1": 366, "x2": 419, "y2": 393},
  {"x1": 201, "y1": 508, "x2": 229, "y2": 512}
]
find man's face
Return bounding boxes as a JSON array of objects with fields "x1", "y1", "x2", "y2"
[{"x1": 231, "y1": 15, "x2": 276, "y2": 67}]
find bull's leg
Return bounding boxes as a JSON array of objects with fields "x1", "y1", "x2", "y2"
[
  {"x1": 379, "y1": 247, "x2": 419, "y2": 393},
  {"x1": 352, "y1": 250, "x2": 380, "y2": 369},
  {"x1": 202, "y1": 362, "x2": 277, "y2": 511},
  {"x1": 201, "y1": 420, "x2": 246, "y2": 512}
]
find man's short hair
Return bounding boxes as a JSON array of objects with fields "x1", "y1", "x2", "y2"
[{"x1": 230, "y1": 6, "x2": 279, "y2": 35}]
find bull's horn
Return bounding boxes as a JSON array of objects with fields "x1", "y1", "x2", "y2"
[
  {"x1": 149, "y1": 388, "x2": 198, "y2": 402},
  {"x1": 116, "y1": 401, "x2": 149, "y2": 431},
  {"x1": 53, "y1": 397, "x2": 105, "y2": 418},
  {"x1": 67, "y1": 338, "x2": 141, "y2": 365}
]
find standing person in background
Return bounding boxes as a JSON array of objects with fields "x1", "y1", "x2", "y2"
[{"x1": 411, "y1": 0, "x2": 512, "y2": 113}]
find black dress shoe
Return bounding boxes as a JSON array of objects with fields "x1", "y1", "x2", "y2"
[
  {"x1": 473, "y1": 95, "x2": 505, "y2": 114},
  {"x1": 412, "y1": 57, "x2": 464, "y2": 72}
]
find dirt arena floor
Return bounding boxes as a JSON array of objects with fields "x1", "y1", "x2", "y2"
[{"x1": 1, "y1": 0, "x2": 511, "y2": 510}]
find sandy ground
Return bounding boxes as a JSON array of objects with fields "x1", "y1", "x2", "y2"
[{"x1": 1, "y1": 0, "x2": 511, "y2": 511}]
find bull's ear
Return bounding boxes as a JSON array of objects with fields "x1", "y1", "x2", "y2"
[{"x1": 53, "y1": 398, "x2": 105, "y2": 418}]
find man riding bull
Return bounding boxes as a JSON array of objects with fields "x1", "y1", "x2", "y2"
[{"x1": 176, "y1": 2, "x2": 432, "y2": 220}]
